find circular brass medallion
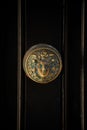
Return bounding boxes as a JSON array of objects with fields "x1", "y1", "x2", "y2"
[{"x1": 23, "y1": 44, "x2": 62, "y2": 83}]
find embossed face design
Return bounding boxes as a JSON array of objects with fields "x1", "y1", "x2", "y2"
[{"x1": 23, "y1": 44, "x2": 62, "y2": 83}]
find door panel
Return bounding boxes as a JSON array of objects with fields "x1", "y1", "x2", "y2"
[
  {"x1": 21, "y1": 0, "x2": 63, "y2": 130},
  {"x1": 1, "y1": 0, "x2": 85, "y2": 130}
]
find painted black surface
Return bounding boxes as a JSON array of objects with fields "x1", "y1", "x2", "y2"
[
  {"x1": 23, "y1": 0, "x2": 63, "y2": 130},
  {"x1": 0, "y1": 0, "x2": 17, "y2": 129},
  {"x1": 0, "y1": 0, "x2": 85, "y2": 130},
  {"x1": 67, "y1": 1, "x2": 81, "y2": 130}
]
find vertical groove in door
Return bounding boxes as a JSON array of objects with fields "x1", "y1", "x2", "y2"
[
  {"x1": 62, "y1": 0, "x2": 65, "y2": 129},
  {"x1": 17, "y1": 0, "x2": 21, "y2": 130},
  {"x1": 24, "y1": 0, "x2": 28, "y2": 129},
  {"x1": 81, "y1": 0, "x2": 85, "y2": 130},
  {"x1": 64, "y1": 0, "x2": 68, "y2": 130},
  {"x1": 62, "y1": 75, "x2": 64, "y2": 130}
]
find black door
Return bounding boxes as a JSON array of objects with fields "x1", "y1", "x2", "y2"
[{"x1": 1, "y1": 0, "x2": 85, "y2": 130}]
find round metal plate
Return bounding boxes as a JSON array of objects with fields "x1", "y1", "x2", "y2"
[{"x1": 23, "y1": 44, "x2": 62, "y2": 84}]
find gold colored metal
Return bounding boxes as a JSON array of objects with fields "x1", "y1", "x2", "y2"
[{"x1": 23, "y1": 44, "x2": 62, "y2": 83}]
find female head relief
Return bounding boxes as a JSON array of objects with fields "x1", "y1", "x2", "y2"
[{"x1": 23, "y1": 44, "x2": 62, "y2": 84}]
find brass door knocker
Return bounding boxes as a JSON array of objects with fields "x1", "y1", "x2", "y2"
[{"x1": 23, "y1": 44, "x2": 62, "y2": 84}]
